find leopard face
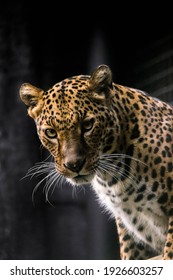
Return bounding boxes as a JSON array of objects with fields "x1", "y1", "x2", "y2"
[
  {"x1": 20, "y1": 65, "x2": 173, "y2": 260},
  {"x1": 20, "y1": 66, "x2": 120, "y2": 186}
]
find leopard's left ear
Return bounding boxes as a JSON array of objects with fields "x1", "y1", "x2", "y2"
[
  {"x1": 88, "y1": 64, "x2": 113, "y2": 102},
  {"x1": 19, "y1": 83, "x2": 44, "y2": 119}
]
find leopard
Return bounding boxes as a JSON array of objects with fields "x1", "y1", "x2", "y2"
[{"x1": 19, "y1": 64, "x2": 173, "y2": 260}]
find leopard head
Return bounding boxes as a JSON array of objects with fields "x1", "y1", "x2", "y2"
[{"x1": 20, "y1": 65, "x2": 120, "y2": 185}]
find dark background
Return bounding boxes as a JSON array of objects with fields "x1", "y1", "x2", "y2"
[{"x1": 0, "y1": 2, "x2": 173, "y2": 259}]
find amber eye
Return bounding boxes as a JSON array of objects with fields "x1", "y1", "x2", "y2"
[
  {"x1": 82, "y1": 118, "x2": 94, "y2": 132},
  {"x1": 45, "y1": 128, "x2": 57, "y2": 139}
]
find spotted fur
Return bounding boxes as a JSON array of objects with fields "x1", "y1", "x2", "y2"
[{"x1": 20, "y1": 65, "x2": 173, "y2": 260}]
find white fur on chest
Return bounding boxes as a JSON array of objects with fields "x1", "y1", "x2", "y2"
[{"x1": 91, "y1": 176, "x2": 167, "y2": 252}]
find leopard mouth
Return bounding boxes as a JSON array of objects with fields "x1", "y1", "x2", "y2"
[{"x1": 69, "y1": 173, "x2": 95, "y2": 185}]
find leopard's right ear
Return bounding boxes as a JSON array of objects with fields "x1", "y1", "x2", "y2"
[{"x1": 19, "y1": 83, "x2": 44, "y2": 119}]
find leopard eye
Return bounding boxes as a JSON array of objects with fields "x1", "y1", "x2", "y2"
[
  {"x1": 82, "y1": 118, "x2": 94, "y2": 132},
  {"x1": 45, "y1": 128, "x2": 57, "y2": 139}
]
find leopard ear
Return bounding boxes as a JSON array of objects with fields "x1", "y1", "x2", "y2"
[
  {"x1": 19, "y1": 83, "x2": 44, "y2": 119},
  {"x1": 88, "y1": 64, "x2": 113, "y2": 101}
]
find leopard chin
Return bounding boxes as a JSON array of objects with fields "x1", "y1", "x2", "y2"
[{"x1": 67, "y1": 173, "x2": 95, "y2": 186}]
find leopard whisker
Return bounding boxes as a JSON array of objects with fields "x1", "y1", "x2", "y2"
[
  {"x1": 31, "y1": 171, "x2": 55, "y2": 205},
  {"x1": 96, "y1": 163, "x2": 122, "y2": 184},
  {"x1": 98, "y1": 160, "x2": 138, "y2": 185},
  {"x1": 101, "y1": 153, "x2": 147, "y2": 166},
  {"x1": 23, "y1": 161, "x2": 56, "y2": 180},
  {"x1": 100, "y1": 156, "x2": 137, "y2": 174},
  {"x1": 96, "y1": 165, "x2": 124, "y2": 189},
  {"x1": 97, "y1": 159, "x2": 139, "y2": 190},
  {"x1": 44, "y1": 171, "x2": 60, "y2": 197},
  {"x1": 22, "y1": 160, "x2": 60, "y2": 206},
  {"x1": 44, "y1": 172, "x2": 64, "y2": 206},
  {"x1": 99, "y1": 153, "x2": 147, "y2": 185},
  {"x1": 94, "y1": 166, "x2": 105, "y2": 181}
]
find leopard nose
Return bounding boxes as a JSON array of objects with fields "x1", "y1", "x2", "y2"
[{"x1": 64, "y1": 157, "x2": 86, "y2": 173}]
